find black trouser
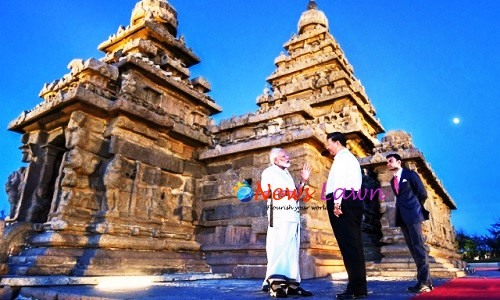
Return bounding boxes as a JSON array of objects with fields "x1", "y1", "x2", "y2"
[
  {"x1": 400, "y1": 222, "x2": 431, "y2": 286},
  {"x1": 326, "y1": 192, "x2": 367, "y2": 294}
]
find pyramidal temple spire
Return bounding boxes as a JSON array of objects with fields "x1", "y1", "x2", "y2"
[{"x1": 298, "y1": 0, "x2": 328, "y2": 34}]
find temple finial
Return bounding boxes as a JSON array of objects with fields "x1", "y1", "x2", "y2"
[{"x1": 307, "y1": 0, "x2": 318, "y2": 10}]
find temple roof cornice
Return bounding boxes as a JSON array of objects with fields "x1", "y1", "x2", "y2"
[
  {"x1": 98, "y1": 19, "x2": 200, "y2": 68},
  {"x1": 114, "y1": 55, "x2": 222, "y2": 114}
]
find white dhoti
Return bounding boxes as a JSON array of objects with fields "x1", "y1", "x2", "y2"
[
  {"x1": 260, "y1": 164, "x2": 302, "y2": 287},
  {"x1": 263, "y1": 221, "x2": 301, "y2": 284}
]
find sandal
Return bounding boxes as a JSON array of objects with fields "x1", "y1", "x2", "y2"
[
  {"x1": 270, "y1": 283, "x2": 288, "y2": 298},
  {"x1": 287, "y1": 284, "x2": 313, "y2": 297}
]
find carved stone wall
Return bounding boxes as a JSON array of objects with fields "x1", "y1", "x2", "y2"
[
  {"x1": 198, "y1": 141, "x2": 345, "y2": 279},
  {"x1": 3, "y1": 0, "x2": 218, "y2": 276},
  {"x1": 2, "y1": 0, "x2": 463, "y2": 279}
]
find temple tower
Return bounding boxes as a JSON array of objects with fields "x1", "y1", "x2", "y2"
[
  {"x1": 197, "y1": 0, "x2": 385, "y2": 278},
  {"x1": 4, "y1": 0, "x2": 220, "y2": 276},
  {"x1": 196, "y1": 0, "x2": 463, "y2": 279}
]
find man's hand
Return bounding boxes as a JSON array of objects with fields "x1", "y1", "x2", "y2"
[
  {"x1": 300, "y1": 163, "x2": 312, "y2": 182},
  {"x1": 333, "y1": 203, "x2": 343, "y2": 217}
]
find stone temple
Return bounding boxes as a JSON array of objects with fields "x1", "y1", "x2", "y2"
[{"x1": 1, "y1": 0, "x2": 464, "y2": 283}]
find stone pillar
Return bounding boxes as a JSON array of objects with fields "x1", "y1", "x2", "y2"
[
  {"x1": 45, "y1": 111, "x2": 105, "y2": 230},
  {"x1": 13, "y1": 132, "x2": 48, "y2": 222}
]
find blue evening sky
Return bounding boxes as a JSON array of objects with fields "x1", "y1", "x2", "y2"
[{"x1": 0, "y1": 1, "x2": 498, "y2": 235}]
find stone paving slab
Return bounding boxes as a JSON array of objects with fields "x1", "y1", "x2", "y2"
[
  {"x1": 1, "y1": 273, "x2": 232, "y2": 287},
  {"x1": 12, "y1": 276, "x2": 444, "y2": 300},
  {"x1": 7, "y1": 270, "x2": 499, "y2": 300}
]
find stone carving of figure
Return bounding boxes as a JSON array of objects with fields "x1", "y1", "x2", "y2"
[
  {"x1": 327, "y1": 71, "x2": 337, "y2": 84},
  {"x1": 5, "y1": 167, "x2": 26, "y2": 220},
  {"x1": 272, "y1": 86, "x2": 282, "y2": 100},
  {"x1": 120, "y1": 73, "x2": 137, "y2": 94},
  {"x1": 256, "y1": 86, "x2": 272, "y2": 104},
  {"x1": 315, "y1": 71, "x2": 329, "y2": 88},
  {"x1": 20, "y1": 144, "x2": 34, "y2": 163},
  {"x1": 263, "y1": 85, "x2": 269, "y2": 96},
  {"x1": 103, "y1": 155, "x2": 124, "y2": 217},
  {"x1": 259, "y1": 102, "x2": 270, "y2": 112}
]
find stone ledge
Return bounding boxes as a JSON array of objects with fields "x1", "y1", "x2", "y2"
[
  {"x1": 467, "y1": 262, "x2": 500, "y2": 269},
  {"x1": 0, "y1": 272, "x2": 232, "y2": 287}
]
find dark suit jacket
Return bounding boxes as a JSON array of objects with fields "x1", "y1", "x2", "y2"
[{"x1": 390, "y1": 168, "x2": 430, "y2": 227}]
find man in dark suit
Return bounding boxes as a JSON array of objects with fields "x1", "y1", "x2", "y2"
[{"x1": 386, "y1": 153, "x2": 432, "y2": 294}]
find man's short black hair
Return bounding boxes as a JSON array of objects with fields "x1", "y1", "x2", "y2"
[
  {"x1": 326, "y1": 132, "x2": 346, "y2": 147},
  {"x1": 386, "y1": 153, "x2": 402, "y2": 161}
]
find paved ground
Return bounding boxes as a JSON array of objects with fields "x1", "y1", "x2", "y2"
[{"x1": 7, "y1": 270, "x2": 500, "y2": 300}]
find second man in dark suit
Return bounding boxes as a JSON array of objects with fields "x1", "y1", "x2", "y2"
[{"x1": 386, "y1": 153, "x2": 432, "y2": 294}]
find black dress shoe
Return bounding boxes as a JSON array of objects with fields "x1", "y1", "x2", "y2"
[
  {"x1": 407, "y1": 283, "x2": 432, "y2": 293},
  {"x1": 407, "y1": 282, "x2": 420, "y2": 292},
  {"x1": 262, "y1": 284, "x2": 270, "y2": 292},
  {"x1": 336, "y1": 291, "x2": 367, "y2": 299}
]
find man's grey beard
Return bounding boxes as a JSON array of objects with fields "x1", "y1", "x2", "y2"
[{"x1": 282, "y1": 162, "x2": 291, "y2": 168}]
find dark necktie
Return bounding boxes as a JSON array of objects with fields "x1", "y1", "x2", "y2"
[{"x1": 393, "y1": 175, "x2": 399, "y2": 194}]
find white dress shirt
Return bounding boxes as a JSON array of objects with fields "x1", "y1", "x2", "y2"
[
  {"x1": 325, "y1": 148, "x2": 362, "y2": 204},
  {"x1": 394, "y1": 168, "x2": 403, "y2": 183}
]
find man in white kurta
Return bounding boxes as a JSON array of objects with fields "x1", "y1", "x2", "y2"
[{"x1": 261, "y1": 148, "x2": 312, "y2": 298}]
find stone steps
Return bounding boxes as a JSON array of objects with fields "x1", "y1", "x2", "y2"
[
  {"x1": 205, "y1": 255, "x2": 267, "y2": 266},
  {"x1": 367, "y1": 264, "x2": 467, "y2": 278},
  {"x1": 9, "y1": 266, "x2": 74, "y2": 276},
  {"x1": 85, "y1": 256, "x2": 209, "y2": 268},
  {"x1": 8, "y1": 252, "x2": 80, "y2": 276},
  {"x1": 370, "y1": 262, "x2": 458, "y2": 270},
  {"x1": 7, "y1": 246, "x2": 211, "y2": 276},
  {"x1": 367, "y1": 269, "x2": 466, "y2": 278},
  {"x1": 21, "y1": 247, "x2": 85, "y2": 257},
  {"x1": 72, "y1": 263, "x2": 210, "y2": 276},
  {"x1": 10, "y1": 260, "x2": 211, "y2": 276},
  {"x1": 9, "y1": 255, "x2": 78, "y2": 266}
]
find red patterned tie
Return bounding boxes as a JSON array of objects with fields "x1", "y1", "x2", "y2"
[{"x1": 393, "y1": 175, "x2": 399, "y2": 194}]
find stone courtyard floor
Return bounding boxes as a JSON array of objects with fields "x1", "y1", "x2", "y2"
[{"x1": 2, "y1": 269, "x2": 498, "y2": 300}]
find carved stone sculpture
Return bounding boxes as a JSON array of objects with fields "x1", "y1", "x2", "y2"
[{"x1": 5, "y1": 167, "x2": 25, "y2": 220}]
